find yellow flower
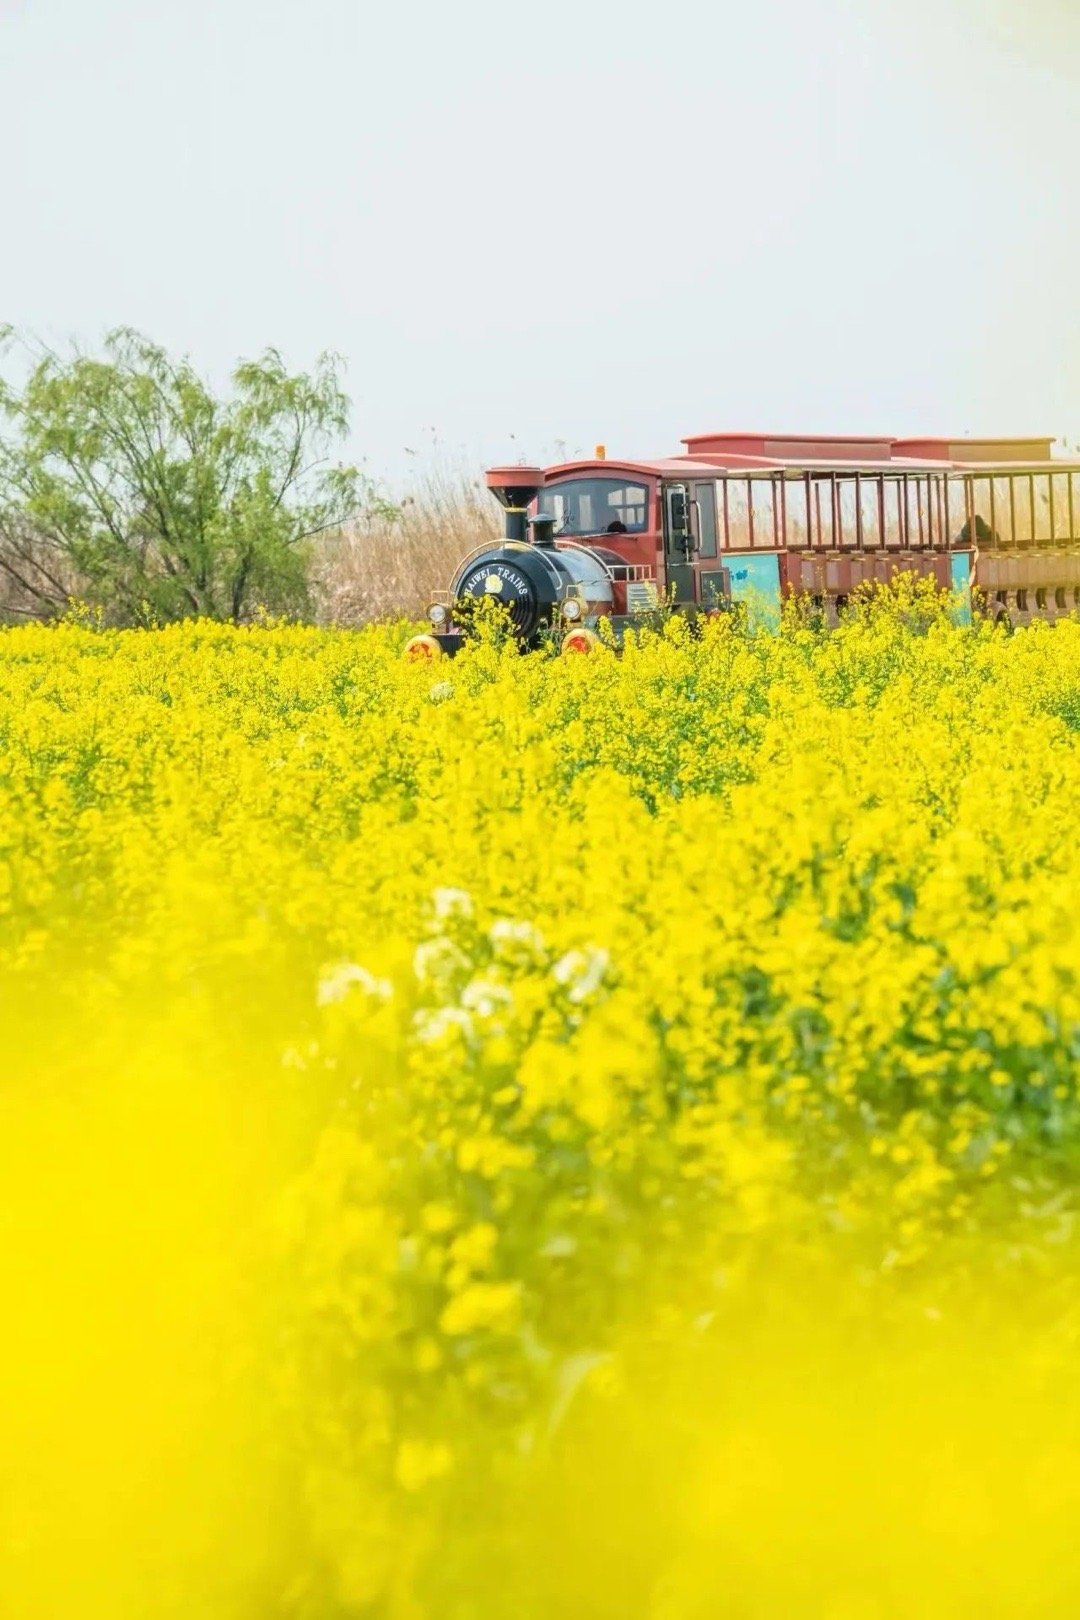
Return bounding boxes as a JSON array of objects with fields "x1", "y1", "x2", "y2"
[
  {"x1": 393, "y1": 1439, "x2": 453, "y2": 1492},
  {"x1": 420, "y1": 1201, "x2": 458, "y2": 1235},
  {"x1": 3, "y1": 600, "x2": 1080, "y2": 1614},
  {"x1": 438, "y1": 1282, "x2": 522, "y2": 1337}
]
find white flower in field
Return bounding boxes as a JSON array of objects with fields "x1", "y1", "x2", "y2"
[
  {"x1": 413, "y1": 1006, "x2": 474, "y2": 1044},
  {"x1": 489, "y1": 918, "x2": 545, "y2": 959},
  {"x1": 460, "y1": 977, "x2": 513, "y2": 1019},
  {"x1": 433, "y1": 886, "x2": 473, "y2": 922},
  {"x1": 540, "y1": 1232, "x2": 577, "y2": 1259},
  {"x1": 552, "y1": 946, "x2": 610, "y2": 1004},
  {"x1": 316, "y1": 961, "x2": 393, "y2": 1007},
  {"x1": 428, "y1": 680, "x2": 454, "y2": 704},
  {"x1": 413, "y1": 936, "x2": 470, "y2": 983}
]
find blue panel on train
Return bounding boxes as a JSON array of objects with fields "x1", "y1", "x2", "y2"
[
  {"x1": 727, "y1": 553, "x2": 781, "y2": 628},
  {"x1": 950, "y1": 551, "x2": 973, "y2": 625}
]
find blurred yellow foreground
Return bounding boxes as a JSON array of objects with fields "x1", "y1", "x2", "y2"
[{"x1": 3, "y1": 604, "x2": 1080, "y2": 1615}]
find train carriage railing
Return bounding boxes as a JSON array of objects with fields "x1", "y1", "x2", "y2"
[
  {"x1": 694, "y1": 466, "x2": 1080, "y2": 625},
  {"x1": 955, "y1": 467, "x2": 1080, "y2": 623},
  {"x1": 706, "y1": 470, "x2": 957, "y2": 554},
  {"x1": 702, "y1": 467, "x2": 1080, "y2": 553}
]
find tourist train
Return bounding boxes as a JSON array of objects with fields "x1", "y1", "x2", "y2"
[{"x1": 405, "y1": 432, "x2": 1080, "y2": 657}]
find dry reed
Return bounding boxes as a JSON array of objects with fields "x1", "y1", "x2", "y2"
[{"x1": 312, "y1": 463, "x2": 500, "y2": 626}]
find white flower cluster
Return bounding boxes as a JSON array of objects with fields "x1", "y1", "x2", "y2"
[
  {"x1": 316, "y1": 961, "x2": 393, "y2": 1007},
  {"x1": 488, "y1": 917, "x2": 546, "y2": 965},
  {"x1": 413, "y1": 936, "x2": 471, "y2": 983},
  {"x1": 412, "y1": 1006, "x2": 475, "y2": 1044},
  {"x1": 552, "y1": 946, "x2": 610, "y2": 1005},
  {"x1": 432, "y1": 887, "x2": 474, "y2": 922},
  {"x1": 460, "y1": 977, "x2": 514, "y2": 1020}
]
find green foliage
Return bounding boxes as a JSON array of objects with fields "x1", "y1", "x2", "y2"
[{"x1": 0, "y1": 327, "x2": 385, "y2": 624}]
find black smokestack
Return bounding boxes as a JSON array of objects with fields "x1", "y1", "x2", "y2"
[{"x1": 484, "y1": 466, "x2": 544, "y2": 541}]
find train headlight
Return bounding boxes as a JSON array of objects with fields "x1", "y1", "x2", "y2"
[
  {"x1": 561, "y1": 597, "x2": 583, "y2": 622},
  {"x1": 428, "y1": 603, "x2": 449, "y2": 626}
]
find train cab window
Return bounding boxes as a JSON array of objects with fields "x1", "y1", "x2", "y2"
[
  {"x1": 693, "y1": 482, "x2": 718, "y2": 559},
  {"x1": 539, "y1": 478, "x2": 649, "y2": 537}
]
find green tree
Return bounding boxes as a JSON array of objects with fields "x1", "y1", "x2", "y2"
[{"x1": 0, "y1": 328, "x2": 381, "y2": 623}]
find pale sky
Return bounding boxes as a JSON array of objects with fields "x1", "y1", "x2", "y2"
[{"x1": 1, "y1": 0, "x2": 1077, "y2": 486}]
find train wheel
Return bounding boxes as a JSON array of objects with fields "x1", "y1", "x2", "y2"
[
  {"x1": 561, "y1": 628, "x2": 600, "y2": 656},
  {"x1": 403, "y1": 634, "x2": 444, "y2": 662}
]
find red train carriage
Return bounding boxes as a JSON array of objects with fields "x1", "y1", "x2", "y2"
[{"x1": 405, "y1": 433, "x2": 1080, "y2": 658}]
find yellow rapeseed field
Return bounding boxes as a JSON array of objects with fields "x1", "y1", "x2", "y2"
[{"x1": 5, "y1": 585, "x2": 1080, "y2": 1618}]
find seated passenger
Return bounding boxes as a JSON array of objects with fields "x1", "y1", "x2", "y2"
[{"x1": 957, "y1": 514, "x2": 997, "y2": 548}]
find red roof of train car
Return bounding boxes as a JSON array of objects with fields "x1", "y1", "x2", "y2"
[
  {"x1": 683, "y1": 433, "x2": 895, "y2": 462},
  {"x1": 535, "y1": 436, "x2": 1079, "y2": 481},
  {"x1": 893, "y1": 437, "x2": 1056, "y2": 463}
]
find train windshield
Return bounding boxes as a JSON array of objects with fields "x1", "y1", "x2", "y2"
[{"x1": 538, "y1": 478, "x2": 650, "y2": 537}]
